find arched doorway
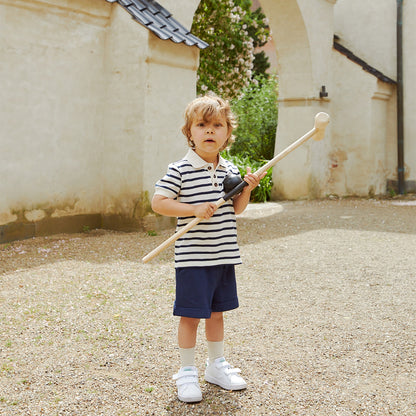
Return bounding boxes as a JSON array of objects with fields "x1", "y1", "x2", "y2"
[{"x1": 260, "y1": 0, "x2": 334, "y2": 199}]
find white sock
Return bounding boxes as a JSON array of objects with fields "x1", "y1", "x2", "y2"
[
  {"x1": 207, "y1": 341, "x2": 224, "y2": 362},
  {"x1": 179, "y1": 347, "x2": 196, "y2": 368}
]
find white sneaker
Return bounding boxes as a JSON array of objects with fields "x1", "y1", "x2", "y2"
[
  {"x1": 204, "y1": 357, "x2": 247, "y2": 391},
  {"x1": 173, "y1": 366, "x2": 202, "y2": 403}
]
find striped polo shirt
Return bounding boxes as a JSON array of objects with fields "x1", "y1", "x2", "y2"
[{"x1": 154, "y1": 149, "x2": 242, "y2": 268}]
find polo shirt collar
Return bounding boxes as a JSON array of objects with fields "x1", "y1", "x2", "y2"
[{"x1": 185, "y1": 149, "x2": 227, "y2": 170}]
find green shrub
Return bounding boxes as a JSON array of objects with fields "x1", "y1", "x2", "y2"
[
  {"x1": 231, "y1": 75, "x2": 278, "y2": 161},
  {"x1": 223, "y1": 75, "x2": 278, "y2": 202}
]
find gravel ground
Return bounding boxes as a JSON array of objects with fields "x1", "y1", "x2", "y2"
[{"x1": 1, "y1": 198, "x2": 416, "y2": 416}]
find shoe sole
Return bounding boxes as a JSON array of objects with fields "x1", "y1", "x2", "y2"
[
  {"x1": 205, "y1": 375, "x2": 247, "y2": 391},
  {"x1": 178, "y1": 394, "x2": 202, "y2": 403}
]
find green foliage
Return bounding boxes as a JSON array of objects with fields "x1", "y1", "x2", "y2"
[
  {"x1": 246, "y1": 5, "x2": 271, "y2": 78},
  {"x1": 221, "y1": 75, "x2": 278, "y2": 203},
  {"x1": 193, "y1": 1, "x2": 277, "y2": 202},
  {"x1": 231, "y1": 75, "x2": 278, "y2": 161},
  {"x1": 253, "y1": 50, "x2": 271, "y2": 78},
  {"x1": 192, "y1": 0, "x2": 270, "y2": 99}
]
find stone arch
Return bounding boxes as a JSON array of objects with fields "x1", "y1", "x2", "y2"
[
  {"x1": 258, "y1": 0, "x2": 335, "y2": 199},
  {"x1": 260, "y1": 0, "x2": 314, "y2": 99},
  {"x1": 190, "y1": 0, "x2": 335, "y2": 199}
]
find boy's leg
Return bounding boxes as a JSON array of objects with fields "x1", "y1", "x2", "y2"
[
  {"x1": 205, "y1": 312, "x2": 225, "y2": 361},
  {"x1": 204, "y1": 312, "x2": 247, "y2": 391},
  {"x1": 205, "y1": 311, "x2": 224, "y2": 342},
  {"x1": 178, "y1": 317, "x2": 200, "y2": 348},
  {"x1": 178, "y1": 317, "x2": 199, "y2": 367},
  {"x1": 174, "y1": 316, "x2": 202, "y2": 403}
]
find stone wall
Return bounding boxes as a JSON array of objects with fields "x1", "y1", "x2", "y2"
[{"x1": 0, "y1": 0, "x2": 199, "y2": 242}]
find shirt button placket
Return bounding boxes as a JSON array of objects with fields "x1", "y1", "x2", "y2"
[{"x1": 208, "y1": 165, "x2": 218, "y2": 188}]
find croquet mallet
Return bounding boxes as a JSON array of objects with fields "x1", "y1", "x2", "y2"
[{"x1": 142, "y1": 112, "x2": 329, "y2": 263}]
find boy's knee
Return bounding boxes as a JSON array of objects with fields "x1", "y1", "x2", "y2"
[
  {"x1": 209, "y1": 312, "x2": 223, "y2": 321},
  {"x1": 181, "y1": 317, "x2": 200, "y2": 327}
]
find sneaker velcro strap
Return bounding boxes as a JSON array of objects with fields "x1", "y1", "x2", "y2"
[
  {"x1": 175, "y1": 375, "x2": 199, "y2": 386},
  {"x1": 214, "y1": 359, "x2": 241, "y2": 375},
  {"x1": 215, "y1": 359, "x2": 231, "y2": 369},
  {"x1": 173, "y1": 370, "x2": 199, "y2": 381},
  {"x1": 224, "y1": 367, "x2": 241, "y2": 375}
]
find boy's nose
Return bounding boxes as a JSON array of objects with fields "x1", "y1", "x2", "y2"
[{"x1": 206, "y1": 125, "x2": 214, "y2": 133}]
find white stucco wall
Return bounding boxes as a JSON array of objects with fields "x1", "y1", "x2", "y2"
[
  {"x1": 141, "y1": 35, "x2": 199, "y2": 195},
  {"x1": 162, "y1": 0, "x2": 200, "y2": 29},
  {"x1": 334, "y1": 0, "x2": 415, "y2": 191},
  {"x1": 262, "y1": 0, "x2": 414, "y2": 198},
  {"x1": 0, "y1": 0, "x2": 110, "y2": 224},
  {"x1": 1, "y1": 0, "x2": 414, "y2": 242},
  {"x1": 333, "y1": 0, "x2": 396, "y2": 79},
  {"x1": 403, "y1": 0, "x2": 416, "y2": 188},
  {"x1": 330, "y1": 50, "x2": 395, "y2": 196},
  {"x1": 0, "y1": 0, "x2": 200, "y2": 237},
  {"x1": 98, "y1": 5, "x2": 149, "y2": 217},
  {"x1": 261, "y1": 0, "x2": 333, "y2": 199}
]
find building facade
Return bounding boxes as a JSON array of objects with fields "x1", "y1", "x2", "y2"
[{"x1": 1, "y1": 0, "x2": 414, "y2": 242}]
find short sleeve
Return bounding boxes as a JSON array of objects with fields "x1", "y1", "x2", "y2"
[{"x1": 154, "y1": 163, "x2": 182, "y2": 199}]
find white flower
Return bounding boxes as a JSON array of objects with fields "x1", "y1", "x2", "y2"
[{"x1": 201, "y1": 85, "x2": 208, "y2": 91}]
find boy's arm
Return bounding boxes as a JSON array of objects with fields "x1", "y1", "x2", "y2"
[
  {"x1": 232, "y1": 187, "x2": 252, "y2": 215},
  {"x1": 232, "y1": 168, "x2": 266, "y2": 215},
  {"x1": 152, "y1": 195, "x2": 217, "y2": 219}
]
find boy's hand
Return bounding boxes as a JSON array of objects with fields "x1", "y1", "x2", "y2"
[
  {"x1": 194, "y1": 202, "x2": 217, "y2": 219},
  {"x1": 243, "y1": 167, "x2": 267, "y2": 192}
]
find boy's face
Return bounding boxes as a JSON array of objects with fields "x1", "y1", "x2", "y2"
[{"x1": 190, "y1": 113, "x2": 230, "y2": 162}]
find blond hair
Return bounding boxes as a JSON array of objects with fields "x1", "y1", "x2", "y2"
[{"x1": 182, "y1": 94, "x2": 237, "y2": 151}]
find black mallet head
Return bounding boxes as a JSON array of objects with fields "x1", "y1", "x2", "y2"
[{"x1": 223, "y1": 174, "x2": 244, "y2": 193}]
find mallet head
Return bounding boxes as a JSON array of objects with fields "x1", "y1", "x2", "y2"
[
  {"x1": 223, "y1": 173, "x2": 244, "y2": 193},
  {"x1": 313, "y1": 112, "x2": 330, "y2": 141}
]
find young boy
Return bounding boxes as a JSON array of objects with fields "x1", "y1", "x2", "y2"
[{"x1": 151, "y1": 94, "x2": 265, "y2": 403}]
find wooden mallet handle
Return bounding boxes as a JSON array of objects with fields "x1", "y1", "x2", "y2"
[{"x1": 142, "y1": 112, "x2": 329, "y2": 263}]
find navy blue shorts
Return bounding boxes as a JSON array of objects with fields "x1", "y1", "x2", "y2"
[{"x1": 174, "y1": 265, "x2": 239, "y2": 319}]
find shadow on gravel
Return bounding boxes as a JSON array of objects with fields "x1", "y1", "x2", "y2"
[
  {"x1": 167, "y1": 384, "x2": 244, "y2": 416},
  {"x1": 236, "y1": 199, "x2": 416, "y2": 248},
  {"x1": 1, "y1": 199, "x2": 415, "y2": 275}
]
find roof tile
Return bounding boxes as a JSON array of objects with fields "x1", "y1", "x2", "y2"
[
  {"x1": 106, "y1": 0, "x2": 208, "y2": 49},
  {"x1": 130, "y1": 0, "x2": 147, "y2": 11},
  {"x1": 128, "y1": 6, "x2": 152, "y2": 26}
]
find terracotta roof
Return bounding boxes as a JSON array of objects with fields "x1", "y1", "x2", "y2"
[
  {"x1": 333, "y1": 39, "x2": 396, "y2": 84},
  {"x1": 105, "y1": 0, "x2": 209, "y2": 49}
]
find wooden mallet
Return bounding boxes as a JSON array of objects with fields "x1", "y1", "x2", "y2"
[{"x1": 142, "y1": 112, "x2": 329, "y2": 263}]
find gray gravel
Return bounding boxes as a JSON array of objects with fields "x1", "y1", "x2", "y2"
[{"x1": 1, "y1": 198, "x2": 416, "y2": 415}]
